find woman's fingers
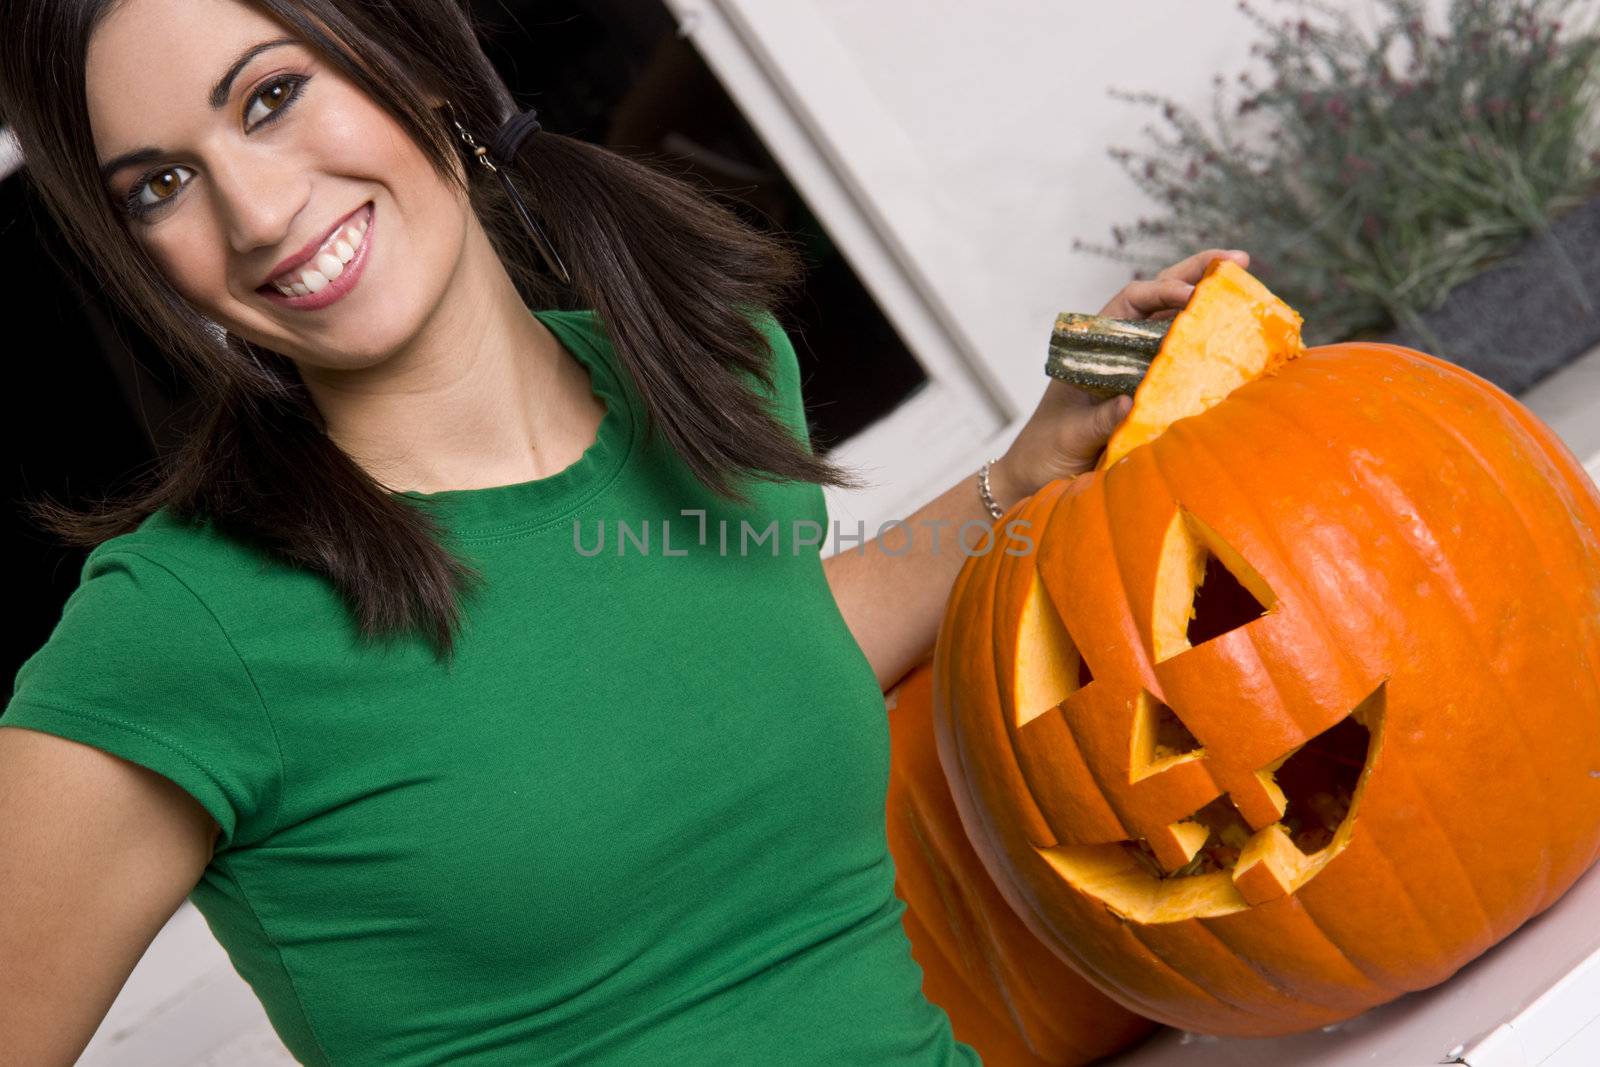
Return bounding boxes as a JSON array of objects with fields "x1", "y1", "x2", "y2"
[
  {"x1": 1123, "y1": 277, "x2": 1195, "y2": 317},
  {"x1": 1096, "y1": 248, "x2": 1252, "y2": 321},
  {"x1": 1156, "y1": 247, "x2": 1249, "y2": 283}
]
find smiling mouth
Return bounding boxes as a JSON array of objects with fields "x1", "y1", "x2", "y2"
[{"x1": 258, "y1": 201, "x2": 373, "y2": 297}]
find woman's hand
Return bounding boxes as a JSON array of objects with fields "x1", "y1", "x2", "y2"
[{"x1": 988, "y1": 248, "x2": 1250, "y2": 506}]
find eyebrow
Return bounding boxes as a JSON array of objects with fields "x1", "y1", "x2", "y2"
[{"x1": 97, "y1": 36, "x2": 299, "y2": 184}]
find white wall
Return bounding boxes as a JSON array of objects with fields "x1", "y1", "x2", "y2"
[
  {"x1": 763, "y1": 0, "x2": 1458, "y2": 440},
  {"x1": 826, "y1": 0, "x2": 1264, "y2": 404}
]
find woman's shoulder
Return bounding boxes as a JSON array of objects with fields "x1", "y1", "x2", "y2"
[
  {"x1": 10, "y1": 508, "x2": 286, "y2": 853},
  {"x1": 83, "y1": 506, "x2": 283, "y2": 593}
]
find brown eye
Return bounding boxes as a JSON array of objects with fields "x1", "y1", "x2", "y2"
[
  {"x1": 127, "y1": 163, "x2": 194, "y2": 215},
  {"x1": 243, "y1": 75, "x2": 309, "y2": 130},
  {"x1": 148, "y1": 170, "x2": 182, "y2": 199}
]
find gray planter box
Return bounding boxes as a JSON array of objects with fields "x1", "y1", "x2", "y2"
[{"x1": 1376, "y1": 194, "x2": 1600, "y2": 398}]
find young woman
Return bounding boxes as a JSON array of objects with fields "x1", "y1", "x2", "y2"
[{"x1": 0, "y1": 0, "x2": 1245, "y2": 1062}]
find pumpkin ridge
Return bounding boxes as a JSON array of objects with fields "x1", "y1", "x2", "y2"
[
  {"x1": 1180, "y1": 907, "x2": 1357, "y2": 1014},
  {"x1": 1220, "y1": 382, "x2": 1554, "y2": 945},
  {"x1": 1372, "y1": 369, "x2": 1600, "y2": 794},
  {"x1": 1326, "y1": 752, "x2": 1499, "y2": 965},
  {"x1": 1073, "y1": 918, "x2": 1237, "y2": 1022},
  {"x1": 1147, "y1": 406, "x2": 1475, "y2": 974},
  {"x1": 1073, "y1": 477, "x2": 1217, "y2": 835},
  {"x1": 1117, "y1": 914, "x2": 1310, "y2": 1023},
  {"x1": 1152, "y1": 415, "x2": 1373, "y2": 697},
  {"x1": 1228, "y1": 380, "x2": 1558, "y2": 823},
  {"x1": 996, "y1": 500, "x2": 1265, "y2": 1021},
  {"x1": 1287, "y1": 701, "x2": 1494, "y2": 992},
  {"x1": 1016, "y1": 492, "x2": 1150, "y2": 841},
  {"x1": 1371, "y1": 378, "x2": 1600, "y2": 914},
  {"x1": 960, "y1": 500, "x2": 1057, "y2": 846},
  {"x1": 964, "y1": 885, "x2": 1038, "y2": 1047},
  {"x1": 1190, "y1": 907, "x2": 1349, "y2": 1006},
  {"x1": 997, "y1": 492, "x2": 1098, "y2": 847},
  {"x1": 1042, "y1": 480, "x2": 1322, "y2": 1022},
  {"x1": 1212, "y1": 895, "x2": 1399, "y2": 1002}
]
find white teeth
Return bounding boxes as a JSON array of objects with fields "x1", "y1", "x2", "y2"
[{"x1": 268, "y1": 207, "x2": 370, "y2": 296}]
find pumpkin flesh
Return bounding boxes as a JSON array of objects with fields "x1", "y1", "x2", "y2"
[{"x1": 1097, "y1": 258, "x2": 1305, "y2": 472}]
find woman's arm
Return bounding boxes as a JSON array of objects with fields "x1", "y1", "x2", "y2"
[
  {"x1": 0, "y1": 726, "x2": 217, "y2": 1066},
  {"x1": 821, "y1": 452, "x2": 1039, "y2": 693},
  {"x1": 823, "y1": 248, "x2": 1249, "y2": 692}
]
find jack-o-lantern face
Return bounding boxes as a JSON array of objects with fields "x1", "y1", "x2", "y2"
[
  {"x1": 1017, "y1": 504, "x2": 1387, "y2": 921},
  {"x1": 932, "y1": 264, "x2": 1600, "y2": 1040}
]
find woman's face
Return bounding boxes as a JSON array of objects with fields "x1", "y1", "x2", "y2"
[{"x1": 86, "y1": 0, "x2": 469, "y2": 371}]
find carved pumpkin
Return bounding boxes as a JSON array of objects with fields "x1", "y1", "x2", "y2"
[
  {"x1": 933, "y1": 261, "x2": 1600, "y2": 1036},
  {"x1": 885, "y1": 662, "x2": 1155, "y2": 1065}
]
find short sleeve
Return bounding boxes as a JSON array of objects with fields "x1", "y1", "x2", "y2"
[{"x1": 2, "y1": 548, "x2": 283, "y2": 853}]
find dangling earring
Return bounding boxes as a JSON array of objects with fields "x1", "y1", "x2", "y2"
[{"x1": 445, "y1": 100, "x2": 573, "y2": 286}]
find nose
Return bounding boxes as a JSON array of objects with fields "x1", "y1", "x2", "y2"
[{"x1": 204, "y1": 146, "x2": 310, "y2": 280}]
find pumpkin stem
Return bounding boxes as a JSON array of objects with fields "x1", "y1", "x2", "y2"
[{"x1": 1045, "y1": 314, "x2": 1170, "y2": 398}]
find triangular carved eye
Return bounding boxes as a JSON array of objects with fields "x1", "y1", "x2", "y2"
[
  {"x1": 1154, "y1": 510, "x2": 1276, "y2": 662},
  {"x1": 1188, "y1": 551, "x2": 1268, "y2": 647}
]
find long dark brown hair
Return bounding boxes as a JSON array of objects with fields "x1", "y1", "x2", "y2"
[{"x1": 0, "y1": 0, "x2": 865, "y2": 660}]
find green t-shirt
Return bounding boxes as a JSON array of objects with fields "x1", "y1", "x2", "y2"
[{"x1": 3, "y1": 309, "x2": 982, "y2": 1066}]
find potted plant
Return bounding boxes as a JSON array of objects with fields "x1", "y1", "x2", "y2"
[{"x1": 1079, "y1": 0, "x2": 1600, "y2": 396}]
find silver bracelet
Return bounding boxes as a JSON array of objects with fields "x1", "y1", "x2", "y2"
[{"x1": 977, "y1": 458, "x2": 1005, "y2": 520}]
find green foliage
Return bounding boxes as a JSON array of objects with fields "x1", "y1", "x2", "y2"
[{"x1": 1080, "y1": 0, "x2": 1600, "y2": 345}]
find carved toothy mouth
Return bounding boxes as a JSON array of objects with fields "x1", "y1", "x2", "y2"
[
  {"x1": 1034, "y1": 688, "x2": 1383, "y2": 924},
  {"x1": 1009, "y1": 505, "x2": 1389, "y2": 923}
]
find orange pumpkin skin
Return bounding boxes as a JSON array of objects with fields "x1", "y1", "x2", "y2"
[
  {"x1": 886, "y1": 662, "x2": 1156, "y2": 1065},
  {"x1": 933, "y1": 341, "x2": 1600, "y2": 1036}
]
